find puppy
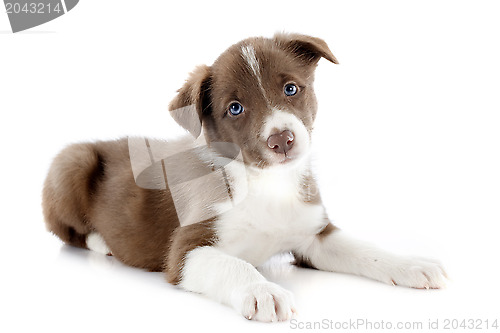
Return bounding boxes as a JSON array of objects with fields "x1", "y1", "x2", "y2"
[{"x1": 42, "y1": 33, "x2": 447, "y2": 322}]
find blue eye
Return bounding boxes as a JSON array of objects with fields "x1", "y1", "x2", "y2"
[
  {"x1": 228, "y1": 102, "x2": 244, "y2": 116},
  {"x1": 284, "y1": 83, "x2": 298, "y2": 96}
]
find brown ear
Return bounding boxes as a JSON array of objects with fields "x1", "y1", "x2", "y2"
[
  {"x1": 274, "y1": 33, "x2": 339, "y2": 65},
  {"x1": 169, "y1": 65, "x2": 212, "y2": 138}
]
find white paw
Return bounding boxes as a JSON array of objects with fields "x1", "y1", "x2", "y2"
[
  {"x1": 232, "y1": 281, "x2": 296, "y2": 322},
  {"x1": 384, "y1": 256, "x2": 448, "y2": 289}
]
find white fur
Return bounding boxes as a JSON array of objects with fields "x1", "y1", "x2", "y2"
[
  {"x1": 86, "y1": 232, "x2": 111, "y2": 255},
  {"x1": 180, "y1": 246, "x2": 296, "y2": 322},
  {"x1": 215, "y1": 161, "x2": 326, "y2": 266},
  {"x1": 261, "y1": 109, "x2": 309, "y2": 140},
  {"x1": 295, "y1": 230, "x2": 448, "y2": 289}
]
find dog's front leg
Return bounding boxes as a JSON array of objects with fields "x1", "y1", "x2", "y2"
[
  {"x1": 173, "y1": 246, "x2": 296, "y2": 322},
  {"x1": 295, "y1": 224, "x2": 447, "y2": 289}
]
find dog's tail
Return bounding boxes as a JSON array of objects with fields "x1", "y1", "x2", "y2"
[{"x1": 42, "y1": 142, "x2": 105, "y2": 248}]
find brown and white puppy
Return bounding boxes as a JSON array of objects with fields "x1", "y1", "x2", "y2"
[{"x1": 42, "y1": 33, "x2": 447, "y2": 322}]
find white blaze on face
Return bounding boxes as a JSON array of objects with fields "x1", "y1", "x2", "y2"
[
  {"x1": 241, "y1": 45, "x2": 260, "y2": 79},
  {"x1": 260, "y1": 109, "x2": 311, "y2": 162},
  {"x1": 241, "y1": 45, "x2": 268, "y2": 100}
]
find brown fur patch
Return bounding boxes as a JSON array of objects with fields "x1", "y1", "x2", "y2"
[
  {"x1": 274, "y1": 33, "x2": 339, "y2": 65},
  {"x1": 169, "y1": 65, "x2": 212, "y2": 137},
  {"x1": 43, "y1": 139, "x2": 181, "y2": 271},
  {"x1": 165, "y1": 218, "x2": 218, "y2": 285}
]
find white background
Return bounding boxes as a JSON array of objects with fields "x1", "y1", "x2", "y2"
[{"x1": 1, "y1": 1, "x2": 499, "y2": 332}]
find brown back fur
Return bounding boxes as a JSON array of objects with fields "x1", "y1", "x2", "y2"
[{"x1": 43, "y1": 139, "x2": 180, "y2": 271}]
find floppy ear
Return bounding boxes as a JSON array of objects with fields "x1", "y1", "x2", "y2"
[
  {"x1": 274, "y1": 33, "x2": 339, "y2": 65},
  {"x1": 169, "y1": 65, "x2": 212, "y2": 138}
]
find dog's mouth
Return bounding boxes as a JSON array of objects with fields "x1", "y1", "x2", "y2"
[
  {"x1": 248, "y1": 155, "x2": 295, "y2": 169},
  {"x1": 243, "y1": 142, "x2": 309, "y2": 169},
  {"x1": 278, "y1": 154, "x2": 294, "y2": 164},
  {"x1": 268, "y1": 151, "x2": 304, "y2": 167},
  {"x1": 248, "y1": 154, "x2": 302, "y2": 169}
]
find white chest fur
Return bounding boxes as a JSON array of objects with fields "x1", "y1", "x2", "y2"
[{"x1": 214, "y1": 161, "x2": 326, "y2": 266}]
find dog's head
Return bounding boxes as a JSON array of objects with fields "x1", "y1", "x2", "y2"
[{"x1": 169, "y1": 33, "x2": 338, "y2": 168}]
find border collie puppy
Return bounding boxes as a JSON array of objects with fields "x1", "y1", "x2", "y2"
[{"x1": 43, "y1": 33, "x2": 446, "y2": 322}]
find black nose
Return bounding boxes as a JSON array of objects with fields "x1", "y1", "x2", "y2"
[{"x1": 267, "y1": 130, "x2": 295, "y2": 154}]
